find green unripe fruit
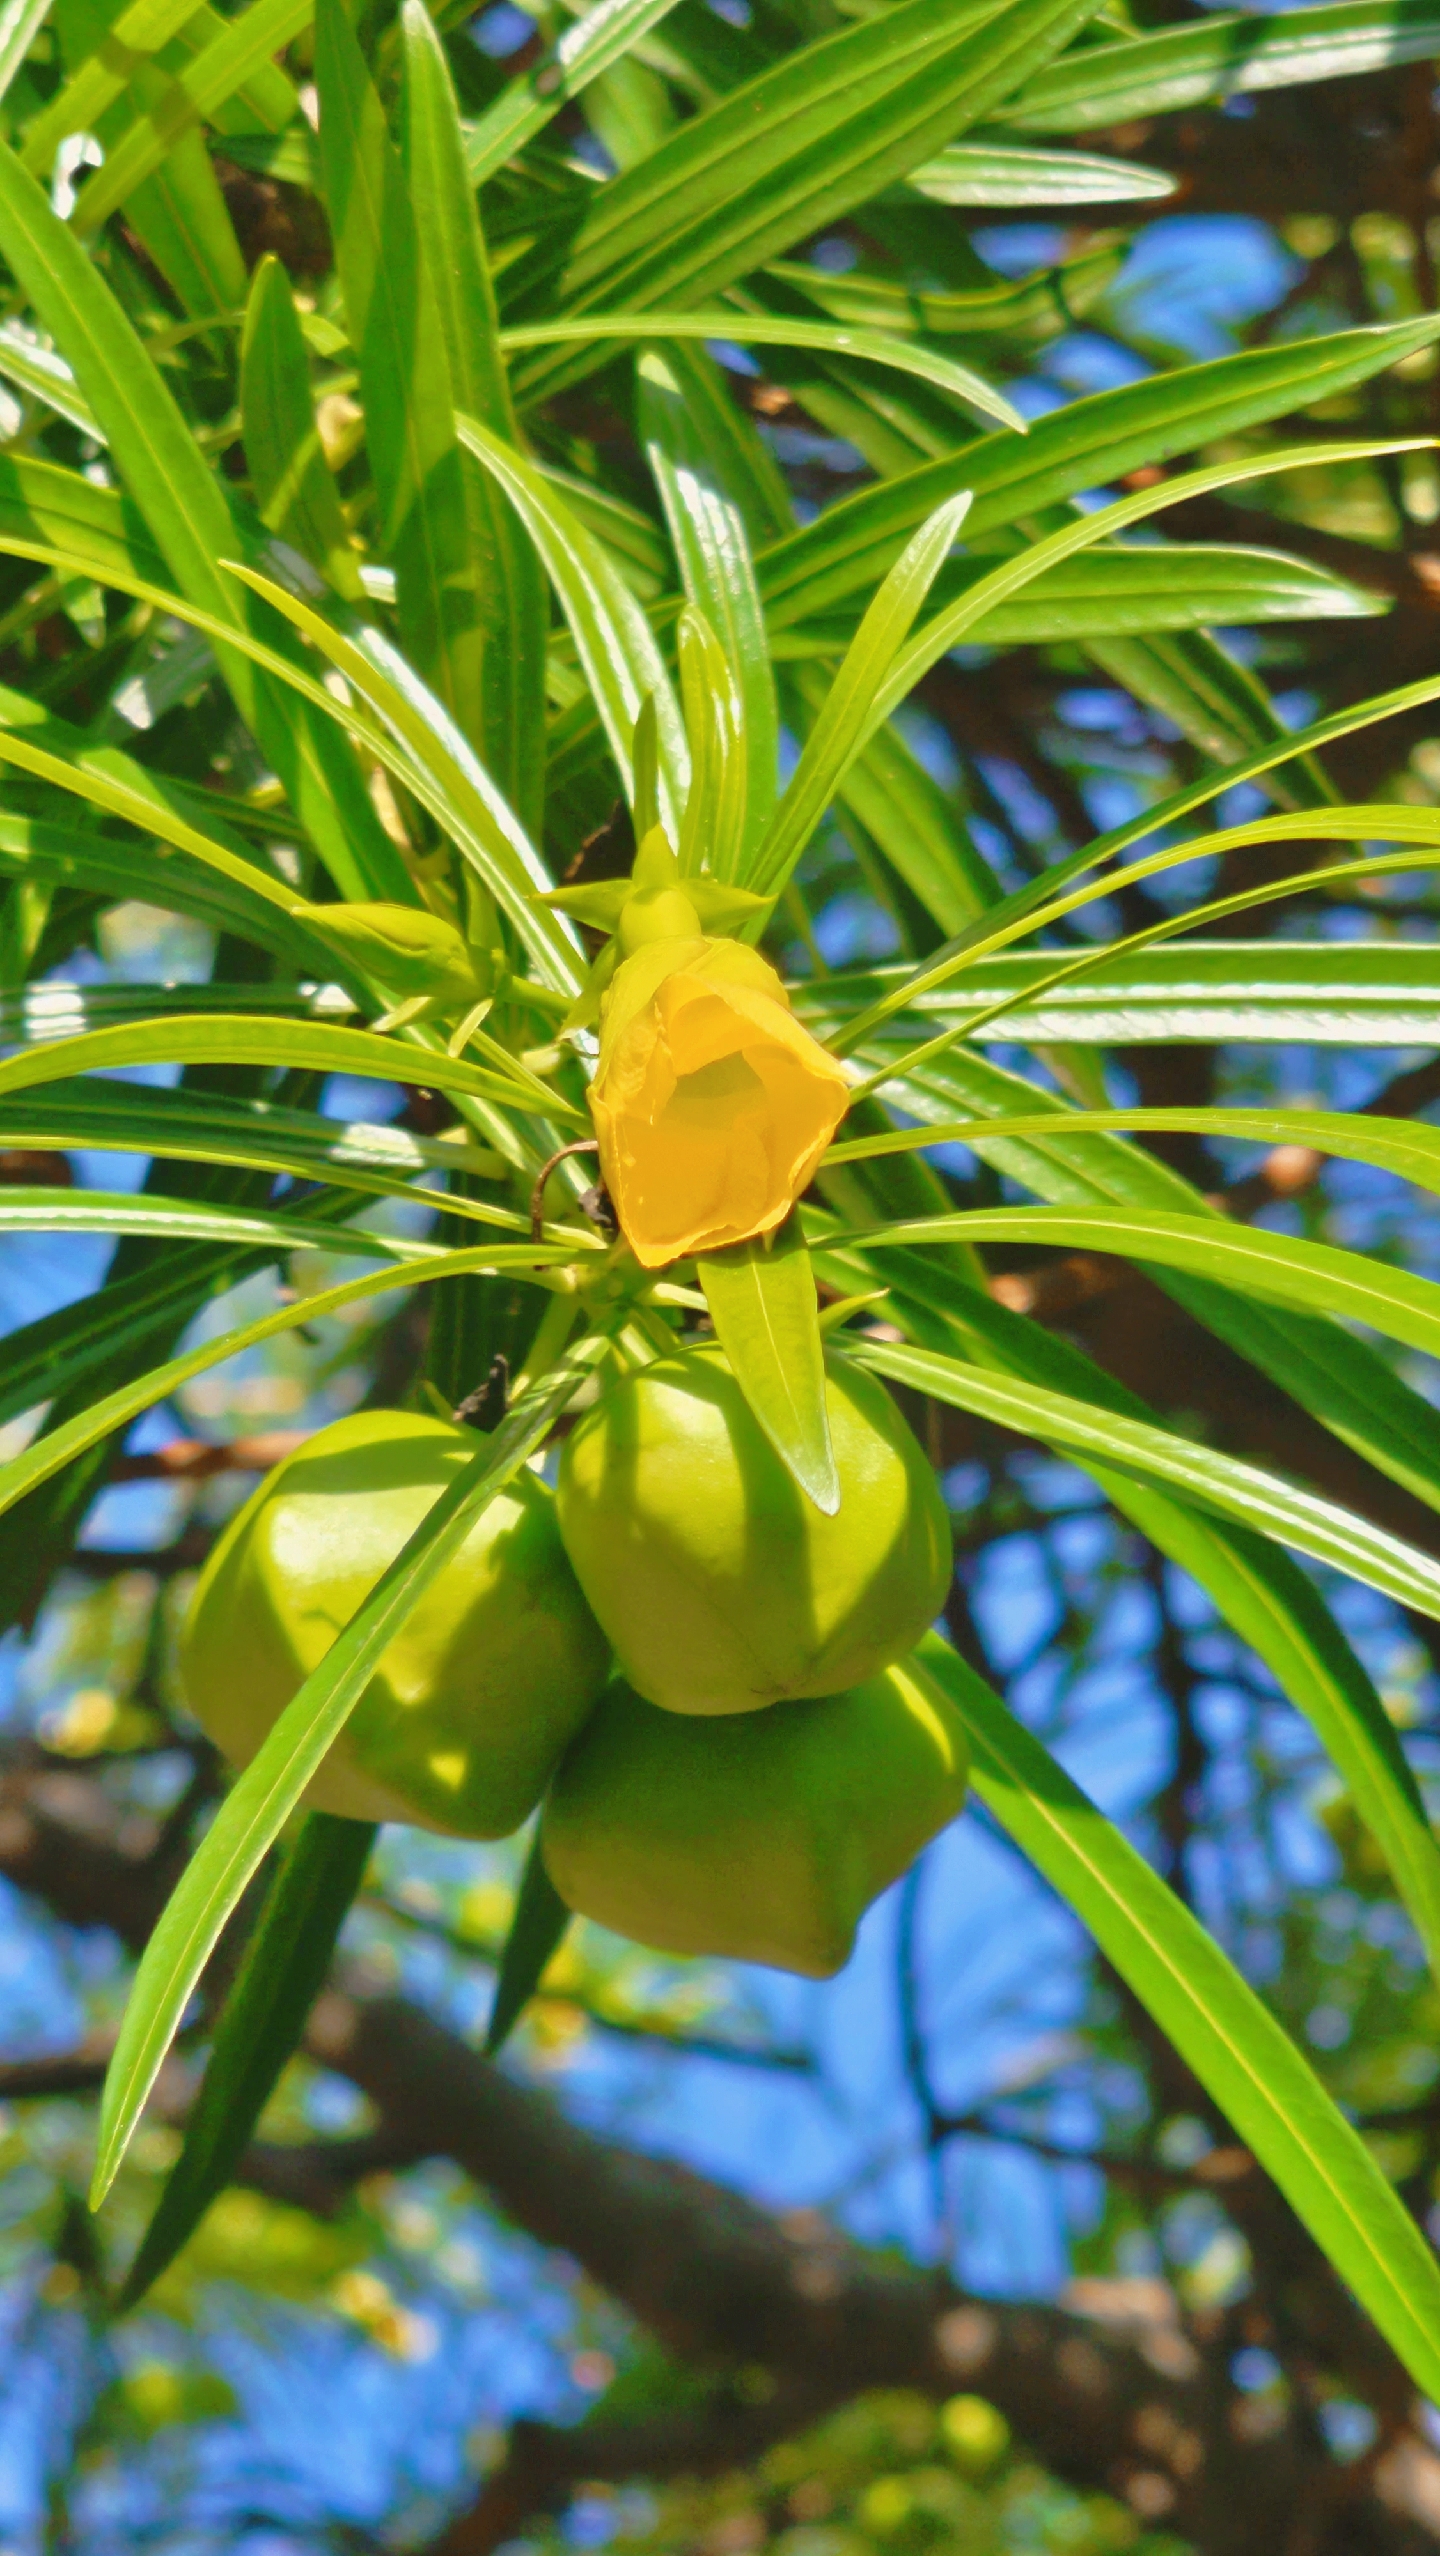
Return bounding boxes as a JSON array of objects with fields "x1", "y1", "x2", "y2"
[
  {"x1": 541, "y1": 1635, "x2": 970, "y2": 1976},
  {"x1": 555, "y1": 1346, "x2": 951, "y2": 1714},
  {"x1": 181, "y1": 1410, "x2": 610, "y2": 1836}
]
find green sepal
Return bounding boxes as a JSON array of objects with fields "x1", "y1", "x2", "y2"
[
  {"x1": 560, "y1": 937, "x2": 621, "y2": 1034},
  {"x1": 690, "y1": 882, "x2": 773, "y2": 933},
  {"x1": 537, "y1": 881, "x2": 631, "y2": 930}
]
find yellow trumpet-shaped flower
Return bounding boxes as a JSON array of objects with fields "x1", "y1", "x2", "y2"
[{"x1": 589, "y1": 934, "x2": 850, "y2": 1269}]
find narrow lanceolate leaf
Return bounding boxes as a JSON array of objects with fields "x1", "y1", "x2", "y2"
[
  {"x1": 871, "y1": 441, "x2": 1414, "y2": 737},
  {"x1": 215, "y1": 561, "x2": 580, "y2": 997},
  {"x1": 904, "y1": 141, "x2": 1175, "y2": 203},
  {"x1": 0, "y1": 135, "x2": 406, "y2": 903},
  {"x1": 758, "y1": 315, "x2": 1440, "y2": 627},
  {"x1": 0, "y1": 1190, "x2": 468, "y2": 1262},
  {"x1": 501, "y1": 312, "x2": 1024, "y2": 430},
  {"x1": 21, "y1": 0, "x2": 208, "y2": 178},
  {"x1": 864, "y1": 1246, "x2": 1440, "y2": 1993},
  {"x1": 91, "y1": 1355, "x2": 591, "y2": 2206},
  {"x1": 700, "y1": 1215, "x2": 838, "y2": 1515},
  {"x1": 1084, "y1": 629, "x2": 1338, "y2": 813},
  {"x1": 402, "y1": 0, "x2": 547, "y2": 836},
  {"x1": 503, "y1": 0, "x2": 1105, "y2": 392},
  {"x1": 828, "y1": 702, "x2": 998, "y2": 935},
  {"x1": 0, "y1": 1080, "x2": 511, "y2": 1228},
  {"x1": 118, "y1": 1815, "x2": 378, "y2": 2312},
  {"x1": 1000, "y1": 0, "x2": 1440, "y2": 132},
  {"x1": 913, "y1": 1638, "x2": 1440, "y2": 2406},
  {"x1": 0, "y1": 323, "x2": 100, "y2": 436},
  {"x1": 778, "y1": 545, "x2": 1382, "y2": 658},
  {"x1": 0, "y1": 1013, "x2": 581, "y2": 1121},
  {"x1": 0, "y1": 811, "x2": 311, "y2": 963},
  {"x1": 747, "y1": 490, "x2": 973, "y2": 898},
  {"x1": 849, "y1": 1336, "x2": 1440, "y2": 1621},
  {"x1": 316, "y1": 0, "x2": 479, "y2": 745},
  {"x1": 241, "y1": 256, "x2": 362, "y2": 601},
  {"x1": 827, "y1": 1103, "x2": 1440, "y2": 1199},
  {"x1": 852, "y1": 1205, "x2": 1440, "y2": 1373},
  {"x1": 0, "y1": 1245, "x2": 579, "y2": 1525},
  {"x1": 0, "y1": 0, "x2": 54, "y2": 105},
  {"x1": 67, "y1": 0, "x2": 314, "y2": 236},
  {"x1": 485, "y1": 1828, "x2": 572, "y2": 2058},
  {"x1": 675, "y1": 606, "x2": 749, "y2": 886},
  {"x1": 457, "y1": 412, "x2": 689, "y2": 839},
  {"x1": 462, "y1": 0, "x2": 685, "y2": 188},
  {"x1": 640, "y1": 345, "x2": 776, "y2": 877}
]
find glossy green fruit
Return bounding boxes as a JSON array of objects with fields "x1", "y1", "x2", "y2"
[
  {"x1": 555, "y1": 1345, "x2": 951, "y2": 1714},
  {"x1": 541, "y1": 1635, "x2": 970, "y2": 1976},
  {"x1": 182, "y1": 1410, "x2": 610, "y2": 1836}
]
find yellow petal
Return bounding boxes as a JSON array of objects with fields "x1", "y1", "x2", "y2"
[{"x1": 589, "y1": 941, "x2": 849, "y2": 1268}]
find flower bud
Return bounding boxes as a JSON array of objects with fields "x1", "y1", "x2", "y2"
[{"x1": 182, "y1": 1412, "x2": 609, "y2": 1836}]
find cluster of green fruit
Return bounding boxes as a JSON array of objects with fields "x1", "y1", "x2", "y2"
[{"x1": 182, "y1": 1349, "x2": 968, "y2": 1977}]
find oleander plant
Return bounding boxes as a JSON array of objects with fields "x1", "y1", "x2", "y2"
[{"x1": 10, "y1": 0, "x2": 1440, "y2": 2540}]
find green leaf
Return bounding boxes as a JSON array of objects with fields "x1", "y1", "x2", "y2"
[
  {"x1": 700, "y1": 1213, "x2": 838, "y2": 1515},
  {"x1": 849, "y1": 1334, "x2": 1440, "y2": 1621},
  {"x1": 644, "y1": 345, "x2": 777, "y2": 879},
  {"x1": 782, "y1": 543, "x2": 1385, "y2": 657},
  {"x1": 0, "y1": 1187, "x2": 478, "y2": 1260},
  {"x1": 825, "y1": 698, "x2": 999, "y2": 933},
  {"x1": 0, "y1": 132, "x2": 407, "y2": 903},
  {"x1": 0, "y1": 0, "x2": 56, "y2": 104},
  {"x1": 220, "y1": 557, "x2": 582, "y2": 994},
  {"x1": 839, "y1": 1036, "x2": 1440, "y2": 1531},
  {"x1": 913, "y1": 1636, "x2": 1440, "y2": 2405},
  {"x1": 67, "y1": 0, "x2": 314, "y2": 236},
  {"x1": 639, "y1": 340, "x2": 783, "y2": 869},
  {"x1": 462, "y1": 0, "x2": 686, "y2": 189},
  {"x1": 871, "y1": 440, "x2": 1416, "y2": 736},
  {"x1": 0, "y1": 1241, "x2": 575, "y2": 1524},
  {"x1": 772, "y1": 240, "x2": 1124, "y2": 349},
  {"x1": 0, "y1": 1010, "x2": 585, "y2": 1120},
  {"x1": 1001, "y1": 0, "x2": 1440, "y2": 133},
  {"x1": 316, "y1": 0, "x2": 478, "y2": 744},
  {"x1": 848, "y1": 1238, "x2": 1440, "y2": 1991},
  {"x1": 674, "y1": 604, "x2": 748, "y2": 885},
  {"x1": 0, "y1": 1077, "x2": 511, "y2": 1228},
  {"x1": 828, "y1": 1101, "x2": 1440, "y2": 1193},
  {"x1": 91, "y1": 1353, "x2": 589, "y2": 2206},
  {"x1": 1083, "y1": 629, "x2": 1339, "y2": 812},
  {"x1": 904, "y1": 140, "x2": 1175, "y2": 203},
  {"x1": 117, "y1": 1813, "x2": 377, "y2": 2312},
  {"x1": 240, "y1": 254, "x2": 363, "y2": 602},
  {"x1": 0, "y1": 1240, "x2": 264, "y2": 1435},
  {"x1": 0, "y1": 810, "x2": 315, "y2": 962},
  {"x1": 849, "y1": 1201, "x2": 1440, "y2": 1378},
  {"x1": 401, "y1": 0, "x2": 547, "y2": 834},
  {"x1": 0, "y1": 449, "x2": 170, "y2": 589},
  {"x1": 22, "y1": 0, "x2": 225, "y2": 179},
  {"x1": 93, "y1": 73, "x2": 246, "y2": 321},
  {"x1": 457, "y1": 410, "x2": 689, "y2": 839},
  {"x1": 503, "y1": 0, "x2": 1105, "y2": 395},
  {"x1": 747, "y1": 488, "x2": 973, "y2": 897},
  {"x1": 0, "y1": 320, "x2": 100, "y2": 435},
  {"x1": 501, "y1": 310, "x2": 1025, "y2": 431},
  {"x1": 759, "y1": 314, "x2": 1440, "y2": 628},
  {"x1": 485, "y1": 1827, "x2": 572, "y2": 2057}
]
